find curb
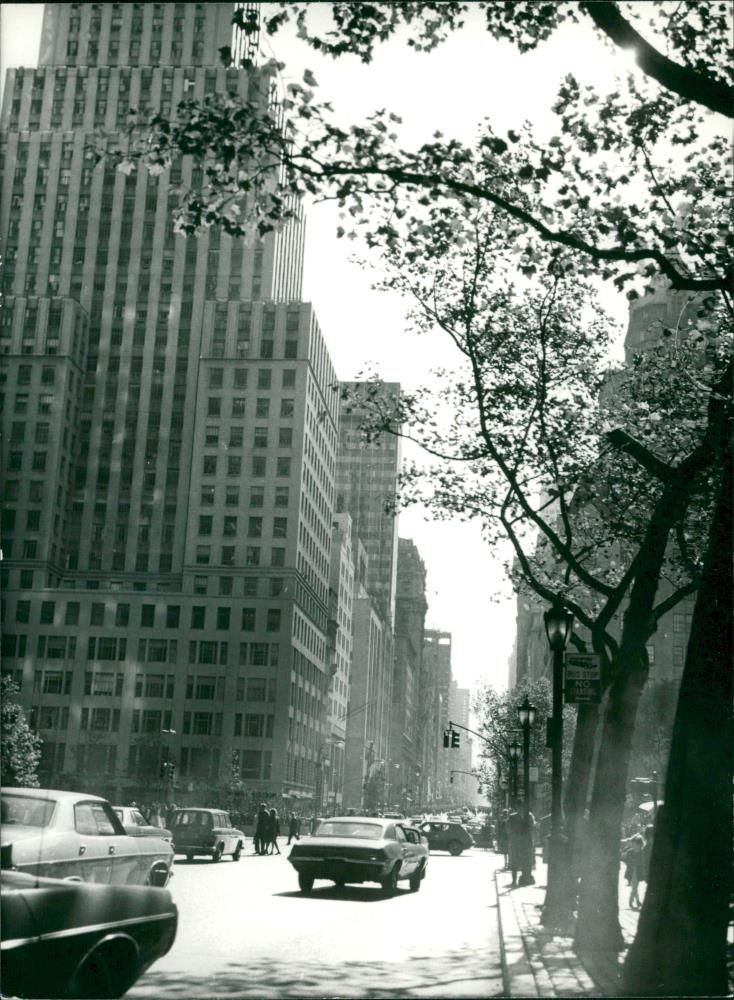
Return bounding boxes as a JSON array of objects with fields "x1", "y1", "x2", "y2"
[{"x1": 495, "y1": 869, "x2": 540, "y2": 998}]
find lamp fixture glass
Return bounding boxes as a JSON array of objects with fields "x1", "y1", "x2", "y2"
[
  {"x1": 508, "y1": 740, "x2": 522, "y2": 760},
  {"x1": 518, "y1": 696, "x2": 537, "y2": 729},
  {"x1": 544, "y1": 602, "x2": 574, "y2": 651}
]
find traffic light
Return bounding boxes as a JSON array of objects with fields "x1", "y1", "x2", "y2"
[
  {"x1": 167, "y1": 763, "x2": 175, "y2": 783},
  {"x1": 442, "y1": 730, "x2": 450, "y2": 748},
  {"x1": 451, "y1": 730, "x2": 460, "y2": 749},
  {"x1": 449, "y1": 774, "x2": 454, "y2": 784}
]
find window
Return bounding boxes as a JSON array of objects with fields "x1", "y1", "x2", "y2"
[
  {"x1": 266, "y1": 609, "x2": 281, "y2": 632},
  {"x1": 194, "y1": 576, "x2": 208, "y2": 594},
  {"x1": 227, "y1": 456, "x2": 242, "y2": 476},
  {"x1": 280, "y1": 399, "x2": 294, "y2": 418},
  {"x1": 257, "y1": 369, "x2": 271, "y2": 389},
  {"x1": 90, "y1": 602, "x2": 105, "y2": 626},
  {"x1": 166, "y1": 605, "x2": 180, "y2": 628},
  {"x1": 217, "y1": 607, "x2": 230, "y2": 630},
  {"x1": 205, "y1": 426, "x2": 219, "y2": 447},
  {"x1": 278, "y1": 427, "x2": 292, "y2": 447},
  {"x1": 275, "y1": 486, "x2": 289, "y2": 507},
  {"x1": 207, "y1": 397, "x2": 221, "y2": 417},
  {"x1": 246, "y1": 546, "x2": 260, "y2": 567},
  {"x1": 221, "y1": 546, "x2": 235, "y2": 566},
  {"x1": 219, "y1": 577, "x2": 233, "y2": 596},
  {"x1": 277, "y1": 457, "x2": 291, "y2": 477},
  {"x1": 673, "y1": 646, "x2": 684, "y2": 667},
  {"x1": 273, "y1": 517, "x2": 287, "y2": 538},
  {"x1": 191, "y1": 606, "x2": 206, "y2": 629},
  {"x1": 646, "y1": 645, "x2": 655, "y2": 665},
  {"x1": 203, "y1": 456, "x2": 217, "y2": 476},
  {"x1": 246, "y1": 678, "x2": 266, "y2": 702},
  {"x1": 140, "y1": 604, "x2": 155, "y2": 627},
  {"x1": 40, "y1": 601, "x2": 55, "y2": 625},
  {"x1": 199, "y1": 515, "x2": 213, "y2": 536},
  {"x1": 115, "y1": 603, "x2": 130, "y2": 627},
  {"x1": 16, "y1": 601, "x2": 31, "y2": 623},
  {"x1": 673, "y1": 613, "x2": 685, "y2": 633},
  {"x1": 243, "y1": 577, "x2": 258, "y2": 597},
  {"x1": 252, "y1": 456, "x2": 266, "y2": 477},
  {"x1": 196, "y1": 546, "x2": 211, "y2": 565},
  {"x1": 223, "y1": 515, "x2": 237, "y2": 536},
  {"x1": 234, "y1": 369, "x2": 247, "y2": 388},
  {"x1": 253, "y1": 426, "x2": 268, "y2": 448},
  {"x1": 232, "y1": 397, "x2": 246, "y2": 417},
  {"x1": 250, "y1": 486, "x2": 264, "y2": 507},
  {"x1": 229, "y1": 427, "x2": 243, "y2": 448},
  {"x1": 255, "y1": 399, "x2": 269, "y2": 418},
  {"x1": 241, "y1": 608, "x2": 256, "y2": 631},
  {"x1": 209, "y1": 368, "x2": 223, "y2": 388},
  {"x1": 201, "y1": 486, "x2": 215, "y2": 505},
  {"x1": 248, "y1": 517, "x2": 262, "y2": 538},
  {"x1": 271, "y1": 548, "x2": 285, "y2": 567},
  {"x1": 225, "y1": 486, "x2": 239, "y2": 506}
]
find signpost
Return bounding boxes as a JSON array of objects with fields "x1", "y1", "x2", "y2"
[{"x1": 564, "y1": 653, "x2": 602, "y2": 704}]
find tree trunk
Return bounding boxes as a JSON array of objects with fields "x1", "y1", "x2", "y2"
[
  {"x1": 622, "y1": 446, "x2": 732, "y2": 996},
  {"x1": 564, "y1": 701, "x2": 600, "y2": 883}
]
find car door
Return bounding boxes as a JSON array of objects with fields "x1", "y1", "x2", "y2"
[
  {"x1": 220, "y1": 812, "x2": 236, "y2": 852},
  {"x1": 398, "y1": 825, "x2": 421, "y2": 873},
  {"x1": 394, "y1": 825, "x2": 415, "y2": 876},
  {"x1": 72, "y1": 801, "x2": 118, "y2": 883}
]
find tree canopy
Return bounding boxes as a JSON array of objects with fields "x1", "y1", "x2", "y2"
[{"x1": 1, "y1": 677, "x2": 41, "y2": 788}]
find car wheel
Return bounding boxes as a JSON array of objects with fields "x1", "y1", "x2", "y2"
[
  {"x1": 66, "y1": 941, "x2": 137, "y2": 999},
  {"x1": 448, "y1": 840, "x2": 463, "y2": 857},
  {"x1": 409, "y1": 864, "x2": 424, "y2": 892},
  {"x1": 212, "y1": 844, "x2": 223, "y2": 863},
  {"x1": 232, "y1": 842, "x2": 242, "y2": 862},
  {"x1": 380, "y1": 864, "x2": 400, "y2": 897},
  {"x1": 147, "y1": 862, "x2": 170, "y2": 888},
  {"x1": 334, "y1": 879, "x2": 345, "y2": 888},
  {"x1": 298, "y1": 873, "x2": 314, "y2": 893},
  {"x1": 186, "y1": 853, "x2": 194, "y2": 863}
]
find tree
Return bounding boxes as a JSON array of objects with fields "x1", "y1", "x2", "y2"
[
  {"x1": 1, "y1": 677, "x2": 42, "y2": 788},
  {"x1": 111, "y1": 0, "x2": 732, "y2": 979}
]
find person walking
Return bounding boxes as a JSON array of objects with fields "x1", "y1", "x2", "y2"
[
  {"x1": 507, "y1": 804, "x2": 534, "y2": 887},
  {"x1": 286, "y1": 811, "x2": 300, "y2": 845},
  {"x1": 254, "y1": 802, "x2": 269, "y2": 855},
  {"x1": 621, "y1": 828, "x2": 646, "y2": 909},
  {"x1": 497, "y1": 809, "x2": 510, "y2": 869},
  {"x1": 268, "y1": 808, "x2": 281, "y2": 855}
]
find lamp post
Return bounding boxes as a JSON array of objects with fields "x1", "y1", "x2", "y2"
[
  {"x1": 541, "y1": 600, "x2": 574, "y2": 928},
  {"x1": 517, "y1": 696, "x2": 537, "y2": 886}
]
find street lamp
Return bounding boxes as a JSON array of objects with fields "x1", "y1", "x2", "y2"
[
  {"x1": 517, "y1": 697, "x2": 537, "y2": 886},
  {"x1": 542, "y1": 600, "x2": 574, "y2": 928}
]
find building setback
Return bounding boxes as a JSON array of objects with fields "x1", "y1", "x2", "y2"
[{"x1": 0, "y1": 2, "x2": 345, "y2": 808}]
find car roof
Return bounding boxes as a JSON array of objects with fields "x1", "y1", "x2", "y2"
[
  {"x1": 172, "y1": 807, "x2": 227, "y2": 814},
  {"x1": 2, "y1": 788, "x2": 108, "y2": 803}
]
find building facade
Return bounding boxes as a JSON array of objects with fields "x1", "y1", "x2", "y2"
[{"x1": 0, "y1": 2, "x2": 345, "y2": 810}]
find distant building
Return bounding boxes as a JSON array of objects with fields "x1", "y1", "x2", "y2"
[{"x1": 422, "y1": 630, "x2": 453, "y2": 806}]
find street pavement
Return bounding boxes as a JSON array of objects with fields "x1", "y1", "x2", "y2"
[{"x1": 128, "y1": 840, "x2": 506, "y2": 999}]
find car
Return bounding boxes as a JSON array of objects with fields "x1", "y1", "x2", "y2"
[
  {"x1": 1, "y1": 868, "x2": 177, "y2": 999},
  {"x1": 419, "y1": 819, "x2": 474, "y2": 856},
  {"x1": 113, "y1": 806, "x2": 172, "y2": 843},
  {"x1": 1, "y1": 788, "x2": 174, "y2": 887},
  {"x1": 170, "y1": 807, "x2": 244, "y2": 862},
  {"x1": 288, "y1": 816, "x2": 429, "y2": 896}
]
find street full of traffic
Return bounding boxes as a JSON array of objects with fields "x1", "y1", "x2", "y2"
[{"x1": 128, "y1": 840, "x2": 505, "y2": 999}]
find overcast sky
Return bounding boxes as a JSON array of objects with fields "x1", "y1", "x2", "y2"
[{"x1": 2, "y1": 4, "x2": 637, "y2": 699}]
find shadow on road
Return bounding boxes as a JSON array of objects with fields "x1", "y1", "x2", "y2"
[
  {"x1": 273, "y1": 884, "x2": 414, "y2": 903},
  {"x1": 131, "y1": 948, "x2": 503, "y2": 999}
]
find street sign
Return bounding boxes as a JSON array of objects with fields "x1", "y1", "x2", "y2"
[{"x1": 564, "y1": 653, "x2": 602, "y2": 704}]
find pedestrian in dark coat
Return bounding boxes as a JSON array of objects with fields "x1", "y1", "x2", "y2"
[
  {"x1": 287, "y1": 812, "x2": 300, "y2": 845},
  {"x1": 268, "y1": 808, "x2": 281, "y2": 854},
  {"x1": 507, "y1": 806, "x2": 534, "y2": 887},
  {"x1": 254, "y1": 802, "x2": 269, "y2": 855},
  {"x1": 497, "y1": 810, "x2": 510, "y2": 868},
  {"x1": 621, "y1": 829, "x2": 646, "y2": 908}
]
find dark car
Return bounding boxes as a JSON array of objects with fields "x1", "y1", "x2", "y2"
[
  {"x1": 1, "y1": 788, "x2": 174, "y2": 887},
  {"x1": 288, "y1": 816, "x2": 429, "y2": 895},
  {"x1": 1, "y1": 868, "x2": 177, "y2": 998},
  {"x1": 170, "y1": 808, "x2": 244, "y2": 862},
  {"x1": 419, "y1": 820, "x2": 474, "y2": 856}
]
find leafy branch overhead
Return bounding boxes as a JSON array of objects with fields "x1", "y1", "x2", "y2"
[{"x1": 108, "y1": 1, "x2": 732, "y2": 300}]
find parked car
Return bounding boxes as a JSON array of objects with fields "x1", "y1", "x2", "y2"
[
  {"x1": 170, "y1": 808, "x2": 244, "y2": 862},
  {"x1": 419, "y1": 820, "x2": 474, "y2": 856},
  {"x1": 1, "y1": 868, "x2": 177, "y2": 998},
  {"x1": 288, "y1": 816, "x2": 429, "y2": 895},
  {"x1": 1, "y1": 788, "x2": 174, "y2": 887},
  {"x1": 113, "y1": 806, "x2": 172, "y2": 843}
]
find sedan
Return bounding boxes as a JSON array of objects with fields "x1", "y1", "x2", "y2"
[
  {"x1": 288, "y1": 816, "x2": 429, "y2": 896},
  {"x1": 113, "y1": 806, "x2": 172, "y2": 843},
  {"x1": 419, "y1": 820, "x2": 474, "y2": 856},
  {"x1": 1, "y1": 788, "x2": 174, "y2": 887},
  {"x1": 1, "y1": 869, "x2": 177, "y2": 999}
]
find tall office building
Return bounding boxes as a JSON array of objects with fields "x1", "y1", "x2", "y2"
[
  {"x1": 421, "y1": 629, "x2": 453, "y2": 805},
  {"x1": 448, "y1": 681, "x2": 473, "y2": 803},
  {"x1": 336, "y1": 382, "x2": 401, "y2": 627},
  {"x1": 0, "y1": 2, "x2": 340, "y2": 807}
]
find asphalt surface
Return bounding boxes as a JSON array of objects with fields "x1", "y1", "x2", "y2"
[{"x1": 128, "y1": 840, "x2": 505, "y2": 998}]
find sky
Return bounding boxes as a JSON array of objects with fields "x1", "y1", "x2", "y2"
[{"x1": 1, "y1": 3, "x2": 637, "y2": 699}]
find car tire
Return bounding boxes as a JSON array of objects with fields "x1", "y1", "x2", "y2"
[
  {"x1": 298, "y1": 873, "x2": 314, "y2": 893},
  {"x1": 186, "y1": 853, "x2": 194, "y2": 863},
  {"x1": 334, "y1": 879, "x2": 345, "y2": 888},
  {"x1": 380, "y1": 864, "x2": 400, "y2": 897},
  {"x1": 409, "y1": 864, "x2": 424, "y2": 892},
  {"x1": 66, "y1": 941, "x2": 137, "y2": 999},
  {"x1": 448, "y1": 840, "x2": 463, "y2": 857},
  {"x1": 212, "y1": 844, "x2": 223, "y2": 863},
  {"x1": 232, "y1": 842, "x2": 242, "y2": 862},
  {"x1": 147, "y1": 862, "x2": 170, "y2": 888}
]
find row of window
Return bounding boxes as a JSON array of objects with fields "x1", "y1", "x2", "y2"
[
  {"x1": 10, "y1": 602, "x2": 287, "y2": 631},
  {"x1": 206, "y1": 397, "x2": 295, "y2": 419},
  {"x1": 200, "y1": 484, "x2": 289, "y2": 507},
  {"x1": 203, "y1": 426, "x2": 294, "y2": 449},
  {"x1": 201, "y1": 454, "x2": 292, "y2": 478}
]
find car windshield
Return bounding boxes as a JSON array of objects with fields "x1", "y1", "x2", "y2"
[
  {"x1": 1, "y1": 795, "x2": 56, "y2": 828},
  {"x1": 316, "y1": 821, "x2": 383, "y2": 840}
]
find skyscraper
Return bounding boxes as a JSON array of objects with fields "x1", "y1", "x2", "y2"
[{"x1": 0, "y1": 2, "x2": 339, "y2": 807}]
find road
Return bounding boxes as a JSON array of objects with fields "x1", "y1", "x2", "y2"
[{"x1": 129, "y1": 841, "x2": 506, "y2": 999}]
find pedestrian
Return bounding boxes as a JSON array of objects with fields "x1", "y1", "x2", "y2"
[
  {"x1": 507, "y1": 805, "x2": 534, "y2": 887},
  {"x1": 268, "y1": 808, "x2": 281, "y2": 854},
  {"x1": 254, "y1": 802, "x2": 269, "y2": 855},
  {"x1": 287, "y1": 811, "x2": 301, "y2": 845},
  {"x1": 621, "y1": 828, "x2": 646, "y2": 909},
  {"x1": 497, "y1": 810, "x2": 510, "y2": 869}
]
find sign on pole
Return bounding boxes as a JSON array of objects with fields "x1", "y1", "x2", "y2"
[{"x1": 564, "y1": 653, "x2": 602, "y2": 704}]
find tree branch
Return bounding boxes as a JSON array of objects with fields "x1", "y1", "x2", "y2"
[{"x1": 581, "y1": 0, "x2": 734, "y2": 118}]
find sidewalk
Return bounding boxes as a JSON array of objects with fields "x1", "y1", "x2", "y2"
[{"x1": 494, "y1": 855, "x2": 640, "y2": 997}]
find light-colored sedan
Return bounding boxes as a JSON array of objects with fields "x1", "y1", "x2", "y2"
[
  {"x1": 114, "y1": 806, "x2": 172, "y2": 843},
  {"x1": 1, "y1": 788, "x2": 174, "y2": 887},
  {"x1": 288, "y1": 816, "x2": 429, "y2": 895}
]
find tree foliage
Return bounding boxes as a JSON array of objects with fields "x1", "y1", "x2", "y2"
[{"x1": 1, "y1": 677, "x2": 42, "y2": 788}]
